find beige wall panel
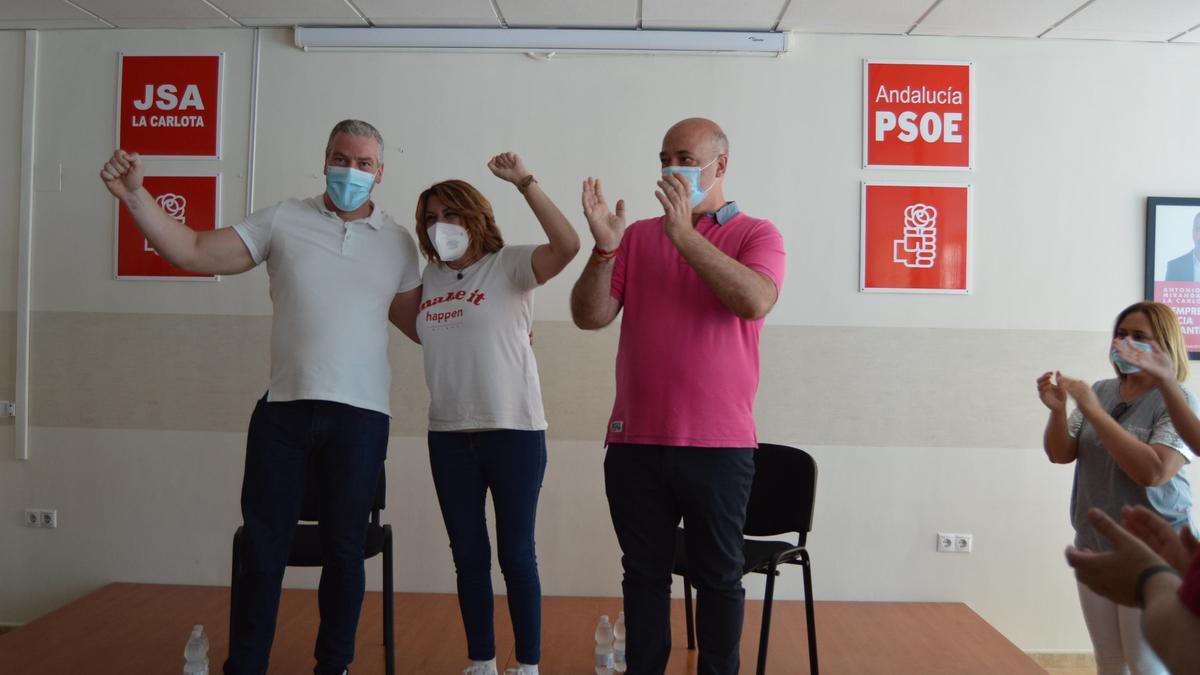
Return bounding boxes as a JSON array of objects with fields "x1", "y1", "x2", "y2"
[
  {"x1": 30, "y1": 313, "x2": 1117, "y2": 451},
  {"x1": 29, "y1": 311, "x2": 271, "y2": 430},
  {"x1": 755, "y1": 326, "x2": 1119, "y2": 449}
]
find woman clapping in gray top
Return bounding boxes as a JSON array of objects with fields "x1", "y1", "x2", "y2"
[{"x1": 1038, "y1": 301, "x2": 1196, "y2": 675}]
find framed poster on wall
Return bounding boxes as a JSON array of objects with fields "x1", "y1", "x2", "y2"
[
  {"x1": 863, "y1": 59, "x2": 973, "y2": 171},
  {"x1": 1145, "y1": 196, "x2": 1200, "y2": 359},
  {"x1": 860, "y1": 182, "x2": 972, "y2": 294},
  {"x1": 116, "y1": 53, "x2": 223, "y2": 159},
  {"x1": 115, "y1": 174, "x2": 221, "y2": 281}
]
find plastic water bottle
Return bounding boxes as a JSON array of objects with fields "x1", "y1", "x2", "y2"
[
  {"x1": 613, "y1": 611, "x2": 627, "y2": 673},
  {"x1": 183, "y1": 624, "x2": 209, "y2": 675},
  {"x1": 594, "y1": 614, "x2": 615, "y2": 675}
]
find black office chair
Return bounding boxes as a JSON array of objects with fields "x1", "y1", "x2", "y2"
[
  {"x1": 231, "y1": 457, "x2": 394, "y2": 675},
  {"x1": 673, "y1": 443, "x2": 818, "y2": 675}
]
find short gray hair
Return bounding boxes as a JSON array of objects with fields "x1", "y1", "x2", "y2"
[{"x1": 325, "y1": 119, "x2": 384, "y2": 161}]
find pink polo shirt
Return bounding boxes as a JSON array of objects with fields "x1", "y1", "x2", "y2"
[{"x1": 606, "y1": 202, "x2": 786, "y2": 448}]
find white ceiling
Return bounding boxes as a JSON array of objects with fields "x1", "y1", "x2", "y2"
[{"x1": 2, "y1": 0, "x2": 1200, "y2": 44}]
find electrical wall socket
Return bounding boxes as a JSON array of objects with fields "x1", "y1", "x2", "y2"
[
  {"x1": 936, "y1": 533, "x2": 955, "y2": 552},
  {"x1": 23, "y1": 508, "x2": 57, "y2": 529},
  {"x1": 937, "y1": 532, "x2": 972, "y2": 553}
]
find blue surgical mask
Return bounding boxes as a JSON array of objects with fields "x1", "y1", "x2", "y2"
[
  {"x1": 661, "y1": 157, "x2": 719, "y2": 207},
  {"x1": 1110, "y1": 340, "x2": 1153, "y2": 374},
  {"x1": 325, "y1": 166, "x2": 376, "y2": 212}
]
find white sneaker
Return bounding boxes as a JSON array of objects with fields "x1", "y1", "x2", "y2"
[
  {"x1": 517, "y1": 665, "x2": 539, "y2": 675},
  {"x1": 463, "y1": 660, "x2": 498, "y2": 675}
]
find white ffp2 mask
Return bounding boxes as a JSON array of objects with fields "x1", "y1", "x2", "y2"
[{"x1": 428, "y1": 222, "x2": 470, "y2": 262}]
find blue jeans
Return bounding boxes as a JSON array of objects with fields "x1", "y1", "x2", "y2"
[
  {"x1": 428, "y1": 429, "x2": 548, "y2": 665},
  {"x1": 605, "y1": 443, "x2": 755, "y2": 675},
  {"x1": 225, "y1": 396, "x2": 389, "y2": 675}
]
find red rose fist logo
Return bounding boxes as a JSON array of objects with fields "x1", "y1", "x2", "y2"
[{"x1": 893, "y1": 203, "x2": 938, "y2": 269}]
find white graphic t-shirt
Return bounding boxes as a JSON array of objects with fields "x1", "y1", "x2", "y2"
[{"x1": 416, "y1": 244, "x2": 547, "y2": 431}]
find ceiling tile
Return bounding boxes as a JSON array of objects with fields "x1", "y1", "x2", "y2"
[
  {"x1": 1169, "y1": 26, "x2": 1200, "y2": 43},
  {"x1": 208, "y1": 0, "x2": 367, "y2": 26},
  {"x1": 0, "y1": 0, "x2": 110, "y2": 28},
  {"x1": 912, "y1": 0, "x2": 1085, "y2": 38},
  {"x1": 71, "y1": 0, "x2": 239, "y2": 28},
  {"x1": 497, "y1": 0, "x2": 637, "y2": 28},
  {"x1": 641, "y1": 0, "x2": 785, "y2": 30},
  {"x1": 353, "y1": 0, "x2": 501, "y2": 27},
  {"x1": 1043, "y1": 0, "x2": 1200, "y2": 42},
  {"x1": 778, "y1": 0, "x2": 931, "y2": 34}
]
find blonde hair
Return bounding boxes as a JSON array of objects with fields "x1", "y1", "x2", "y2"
[{"x1": 1113, "y1": 301, "x2": 1189, "y2": 382}]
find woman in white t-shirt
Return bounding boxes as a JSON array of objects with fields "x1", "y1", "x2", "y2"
[{"x1": 407, "y1": 153, "x2": 580, "y2": 675}]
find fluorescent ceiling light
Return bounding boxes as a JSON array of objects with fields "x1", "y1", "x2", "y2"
[{"x1": 293, "y1": 27, "x2": 790, "y2": 56}]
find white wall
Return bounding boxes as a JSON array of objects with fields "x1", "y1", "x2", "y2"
[
  {"x1": 0, "y1": 32, "x2": 20, "y2": 314},
  {"x1": 5, "y1": 27, "x2": 1200, "y2": 655}
]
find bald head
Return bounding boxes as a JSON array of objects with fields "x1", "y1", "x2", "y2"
[
  {"x1": 664, "y1": 117, "x2": 728, "y2": 158},
  {"x1": 659, "y1": 117, "x2": 730, "y2": 212}
]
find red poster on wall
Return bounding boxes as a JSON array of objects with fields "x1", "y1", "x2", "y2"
[
  {"x1": 117, "y1": 54, "x2": 222, "y2": 159},
  {"x1": 860, "y1": 183, "x2": 971, "y2": 293},
  {"x1": 115, "y1": 175, "x2": 221, "y2": 280},
  {"x1": 864, "y1": 60, "x2": 973, "y2": 170}
]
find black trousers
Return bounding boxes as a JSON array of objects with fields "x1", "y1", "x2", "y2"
[
  {"x1": 605, "y1": 443, "x2": 755, "y2": 675},
  {"x1": 225, "y1": 397, "x2": 389, "y2": 675}
]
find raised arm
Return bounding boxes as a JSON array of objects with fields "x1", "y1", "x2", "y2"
[
  {"x1": 656, "y1": 173, "x2": 777, "y2": 321},
  {"x1": 570, "y1": 178, "x2": 624, "y2": 330},
  {"x1": 1115, "y1": 339, "x2": 1200, "y2": 455},
  {"x1": 101, "y1": 150, "x2": 255, "y2": 275},
  {"x1": 488, "y1": 153, "x2": 580, "y2": 285}
]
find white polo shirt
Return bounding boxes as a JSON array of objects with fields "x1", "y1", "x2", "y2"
[{"x1": 234, "y1": 195, "x2": 421, "y2": 415}]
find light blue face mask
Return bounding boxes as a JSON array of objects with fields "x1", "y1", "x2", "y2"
[
  {"x1": 325, "y1": 166, "x2": 376, "y2": 212},
  {"x1": 661, "y1": 157, "x2": 719, "y2": 207},
  {"x1": 1110, "y1": 340, "x2": 1153, "y2": 374}
]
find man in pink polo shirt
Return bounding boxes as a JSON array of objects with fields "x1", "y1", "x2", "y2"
[{"x1": 571, "y1": 118, "x2": 786, "y2": 675}]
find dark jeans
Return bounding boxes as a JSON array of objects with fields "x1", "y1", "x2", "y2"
[
  {"x1": 428, "y1": 429, "x2": 548, "y2": 665},
  {"x1": 605, "y1": 443, "x2": 755, "y2": 675},
  {"x1": 225, "y1": 396, "x2": 389, "y2": 675}
]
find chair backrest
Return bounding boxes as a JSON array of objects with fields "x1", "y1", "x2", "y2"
[
  {"x1": 298, "y1": 453, "x2": 386, "y2": 524},
  {"x1": 743, "y1": 443, "x2": 817, "y2": 544}
]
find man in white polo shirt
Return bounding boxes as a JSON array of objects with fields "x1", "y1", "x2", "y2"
[{"x1": 100, "y1": 119, "x2": 422, "y2": 675}]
